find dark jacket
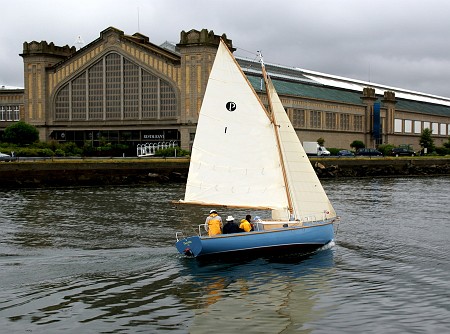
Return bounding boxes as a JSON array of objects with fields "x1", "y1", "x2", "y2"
[{"x1": 223, "y1": 221, "x2": 242, "y2": 234}]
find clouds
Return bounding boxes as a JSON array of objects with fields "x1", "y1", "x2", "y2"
[{"x1": 1, "y1": 0, "x2": 449, "y2": 97}]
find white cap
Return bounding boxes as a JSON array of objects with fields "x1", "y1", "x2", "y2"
[
  {"x1": 210, "y1": 209, "x2": 217, "y2": 214},
  {"x1": 226, "y1": 215, "x2": 234, "y2": 221}
]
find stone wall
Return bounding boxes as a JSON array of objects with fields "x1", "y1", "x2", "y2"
[{"x1": 0, "y1": 157, "x2": 449, "y2": 188}]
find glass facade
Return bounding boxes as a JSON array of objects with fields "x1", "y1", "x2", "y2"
[{"x1": 55, "y1": 52, "x2": 177, "y2": 121}]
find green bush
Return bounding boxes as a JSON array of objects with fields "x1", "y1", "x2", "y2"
[
  {"x1": 15, "y1": 148, "x2": 38, "y2": 157},
  {"x1": 154, "y1": 147, "x2": 189, "y2": 157},
  {"x1": 378, "y1": 144, "x2": 395, "y2": 156},
  {"x1": 3, "y1": 121, "x2": 39, "y2": 145},
  {"x1": 328, "y1": 148, "x2": 340, "y2": 156},
  {"x1": 444, "y1": 138, "x2": 450, "y2": 149},
  {"x1": 54, "y1": 149, "x2": 65, "y2": 157},
  {"x1": 61, "y1": 142, "x2": 82, "y2": 156},
  {"x1": 350, "y1": 140, "x2": 365, "y2": 150},
  {"x1": 38, "y1": 148, "x2": 54, "y2": 157},
  {"x1": 435, "y1": 147, "x2": 450, "y2": 155},
  {"x1": 13, "y1": 147, "x2": 54, "y2": 157},
  {"x1": 82, "y1": 141, "x2": 95, "y2": 156}
]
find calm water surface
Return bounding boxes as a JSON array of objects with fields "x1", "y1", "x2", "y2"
[{"x1": 1, "y1": 177, "x2": 450, "y2": 333}]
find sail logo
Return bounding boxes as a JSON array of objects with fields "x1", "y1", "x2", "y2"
[{"x1": 226, "y1": 101, "x2": 236, "y2": 111}]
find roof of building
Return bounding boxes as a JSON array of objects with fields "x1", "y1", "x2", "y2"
[{"x1": 237, "y1": 57, "x2": 450, "y2": 117}]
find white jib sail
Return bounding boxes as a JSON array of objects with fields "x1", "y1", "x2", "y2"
[
  {"x1": 183, "y1": 40, "x2": 289, "y2": 210},
  {"x1": 266, "y1": 77, "x2": 337, "y2": 220}
]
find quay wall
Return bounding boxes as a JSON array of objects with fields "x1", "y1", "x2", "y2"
[{"x1": 0, "y1": 157, "x2": 449, "y2": 188}]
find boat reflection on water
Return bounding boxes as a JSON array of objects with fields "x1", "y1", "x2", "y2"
[{"x1": 177, "y1": 246, "x2": 336, "y2": 333}]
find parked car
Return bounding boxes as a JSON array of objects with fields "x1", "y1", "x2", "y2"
[
  {"x1": 0, "y1": 152, "x2": 12, "y2": 162},
  {"x1": 337, "y1": 150, "x2": 355, "y2": 157},
  {"x1": 390, "y1": 147, "x2": 416, "y2": 157},
  {"x1": 355, "y1": 148, "x2": 383, "y2": 156}
]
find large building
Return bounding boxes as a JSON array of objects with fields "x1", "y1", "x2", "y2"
[{"x1": 1, "y1": 27, "x2": 449, "y2": 153}]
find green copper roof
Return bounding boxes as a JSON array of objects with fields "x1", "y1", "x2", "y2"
[
  {"x1": 395, "y1": 99, "x2": 450, "y2": 117},
  {"x1": 246, "y1": 74, "x2": 364, "y2": 105},
  {"x1": 246, "y1": 74, "x2": 450, "y2": 117}
]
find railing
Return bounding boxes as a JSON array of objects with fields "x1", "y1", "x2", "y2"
[{"x1": 136, "y1": 141, "x2": 178, "y2": 157}]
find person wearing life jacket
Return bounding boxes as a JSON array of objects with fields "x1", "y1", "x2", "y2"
[
  {"x1": 204, "y1": 209, "x2": 223, "y2": 237},
  {"x1": 239, "y1": 215, "x2": 253, "y2": 232}
]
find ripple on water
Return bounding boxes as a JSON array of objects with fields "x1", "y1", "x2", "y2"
[{"x1": 1, "y1": 178, "x2": 450, "y2": 333}]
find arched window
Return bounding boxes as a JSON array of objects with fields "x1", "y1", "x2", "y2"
[{"x1": 55, "y1": 52, "x2": 178, "y2": 121}]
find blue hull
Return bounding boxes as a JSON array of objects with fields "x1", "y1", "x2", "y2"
[{"x1": 176, "y1": 223, "x2": 334, "y2": 259}]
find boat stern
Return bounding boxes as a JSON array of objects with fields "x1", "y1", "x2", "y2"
[{"x1": 175, "y1": 235, "x2": 202, "y2": 257}]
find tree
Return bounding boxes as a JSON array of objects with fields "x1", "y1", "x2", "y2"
[
  {"x1": 350, "y1": 140, "x2": 365, "y2": 150},
  {"x1": 317, "y1": 137, "x2": 325, "y2": 146},
  {"x1": 419, "y1": 128, "x2": 434, "y2": 153},
  {"x1": 3, "y1": 121, "x2": 39, "y2": 145}
]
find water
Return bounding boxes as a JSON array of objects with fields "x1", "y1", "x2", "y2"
[{"x1": 1, "y1": 177, "x2": 450, "y2": 333}]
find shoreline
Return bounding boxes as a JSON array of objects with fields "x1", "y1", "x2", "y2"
[{"x1": 0, "y1": 156, "x2": 449, "y2": 188}]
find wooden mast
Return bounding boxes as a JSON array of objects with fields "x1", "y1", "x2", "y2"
[{"x1": 259, "y1": 53, "x2": 294, "y2": 217}]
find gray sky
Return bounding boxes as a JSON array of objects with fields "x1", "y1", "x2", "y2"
[{"x1": 2, "y1": 0, "x2": 450, "y2": 97}]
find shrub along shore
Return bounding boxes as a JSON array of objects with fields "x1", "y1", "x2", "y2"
[{"x1": 0, "y1": 156, "x2": 449, "y2": 189}]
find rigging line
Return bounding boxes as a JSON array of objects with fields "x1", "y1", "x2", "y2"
[
  {"x1": 235, "y1": 46, "x2": 260, "y2": 63},
  {"x1": 235, "y1": 46, "x2": 259, "y2": 57}
]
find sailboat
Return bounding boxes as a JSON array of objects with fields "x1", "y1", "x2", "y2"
[{"x1": 175, "y1": 39, "x2": 339, "y2": 259}]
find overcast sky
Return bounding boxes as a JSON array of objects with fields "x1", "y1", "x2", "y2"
[{"x1": 2, "y1": 0, "x2": 450, "y2": 97}]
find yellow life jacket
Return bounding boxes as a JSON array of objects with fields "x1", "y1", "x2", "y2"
[
  {"x1": 208, "y1": 214, "x2": 222, "y2": 236},
  {"x1": 239, "y1": 219, "x2": 252, "y2": 232}
]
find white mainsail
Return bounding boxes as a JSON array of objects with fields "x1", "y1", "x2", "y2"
[
  {"x1": 182, "y1": 39, "x2": 336, "y2": 221},
  {"x1": 182, "y1": 40, "x2": 288, "y2": 210}
]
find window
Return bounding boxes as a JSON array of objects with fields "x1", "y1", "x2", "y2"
[
  {"x1": 432, "y1": 123, "x2": 439, "y2": 135},
  {"x1": 310, "y1": 110, "x2": 321, "y2": 128},
  {"x1": 394, "y1": 119, "x2": 402, "y2": 132},
  {"x1": 141, "y1": 70, "x2": 158, "y2": 119},
  {"x1": 404, "y1": 120, "x2": 412, "y2": 133},
  {"x1": 55, "y1": 85, "x2": 70, "y2": 120},
  {"x1": 88, "y1": 60, "x2": 104, "y2": 120},
  {"x1": 423, "y1": 122, "x2": 430, "y2": 131},
  {"x1": 354, "y1": 115, "x2": 363, "y2": 131},
  {"x1": 292, "y1": 109, "x2": 305, "y2": 127},
  {"x1": 6, "y1": 107, "x2": 13, "y2": 121},
  {"x1": 160, "y1": 80, "x2": 177, "y2": 118},
  {"x1": 54, "y1": 52, "x2": 178, "y2": 121},
  {"x1": 123, "y1": 59, "x2": 139, "y2": 119},
  {"x1": 13, "y1": 106, "x2": 19, "y2": 121},
  {"x1": 72, "y1": 73, "x2": 86, "y2": 120},
  {"x1": 340, "y1": 114, "x2": 350, "y2": 131},
  {"x1": 105, "y1": 53, "x2": 121, "y2": 120},
  {"x1": 440, "y1": 124, "x2": 447, "y2": 135},
  {"x1": 325, "y1": 112, "x2": 337, "y2": 129},
  {"x1": 414, "y1": 121, "x2": 421, "y2": 134}
]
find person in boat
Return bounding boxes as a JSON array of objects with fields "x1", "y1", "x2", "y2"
[
  {"x1": 223, "y1": 215, "x2": 241, "y2": 234},
  {"x1": 239, "y1": 215, "x2": 253, "y2": 232},
  {"x1": 204, "y1": 209, "x2": 223, "y2": 237}
]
